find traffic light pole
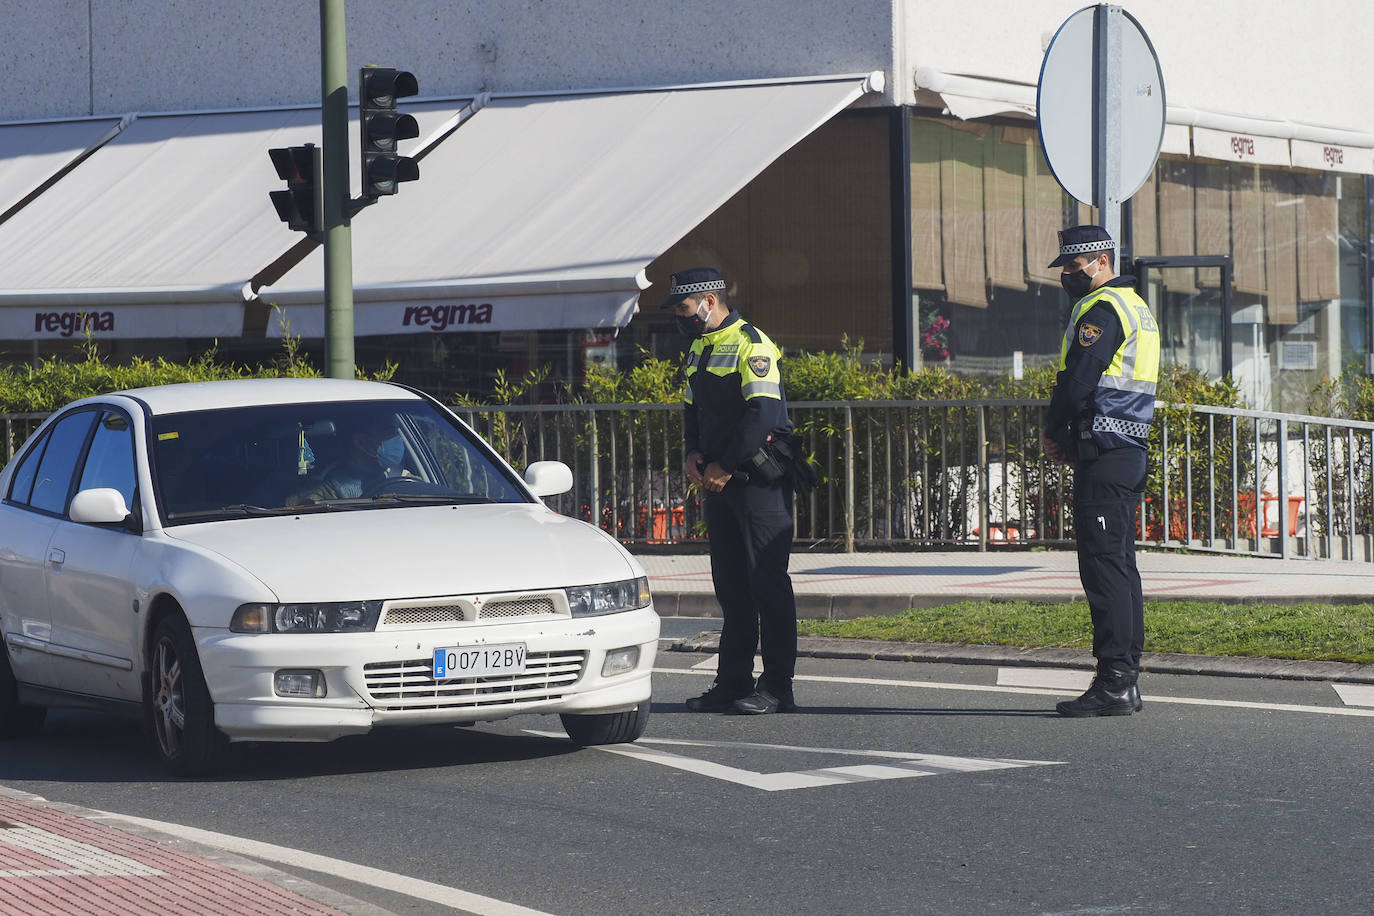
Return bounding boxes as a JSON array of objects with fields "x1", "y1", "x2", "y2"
[{"x1": 320, "y1": 0, "x2": 354, "y2": 379}]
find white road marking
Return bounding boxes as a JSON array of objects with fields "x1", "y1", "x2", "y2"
[
  {"x1": 526, "y1": 731, "x2": 1060, "y2": 791},
  {"x1": 1333, "y1": 684, "x2": 1374, "y2": 707},
  {"x1": 0, "y1": 823, "x2": 164, "y2": 877},
  {"x1": 84, "y1": 810, "x2": 554, "y2": 916},
  {"x1": 654, "y1": 667, "x2": 1374, "y2": 718},
  {"x1": 996, "y1": 667, "x2": 1093, "y2": 690}
]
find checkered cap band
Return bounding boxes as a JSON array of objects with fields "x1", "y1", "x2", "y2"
[
  {"x1": 1059, "y1": 239, "x2": 1116, "y2": 257},
  {"x1": 669, "y1": 279, "x2": 726, "y2": 296}
]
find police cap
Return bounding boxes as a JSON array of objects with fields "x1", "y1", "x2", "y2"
[
  {"x1": 1048, "y1": 225, "x2": 1115, "y2": 268},
  {"x1": 659, "y1": 266, "x2": 726, "y2": 309}
]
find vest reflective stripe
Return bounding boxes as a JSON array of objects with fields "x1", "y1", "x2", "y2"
[
  {"x1": 742, "y1": 380, "x2": 781, "y2": 398},
  {"x1": 1057, "y1": 284, "x2": 1160, "y2": 448},
  {"x1": 703, "y1": 353, "x2": 739, "y2": 370}
]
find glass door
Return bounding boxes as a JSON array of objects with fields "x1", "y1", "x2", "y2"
[{"x1": 1134, "y1": 256, "x2": 1235, "y2": 382}]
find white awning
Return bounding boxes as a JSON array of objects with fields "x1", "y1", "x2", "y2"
[
  {"x1": 913, "y1": 67, "x2": 1374, "y2": 161},
  {"x1": 0, "y1": 102, "x2": 466, "y2": 339},
  {"x1": 258, "y1": 73, "x2": 884, "y2": 336},
  {"x1": 913, "y1": 68, "x2": 1038, "y2": 121},
  {"x1": 0, "y1": 116, "x2": 125, "y2": 217}
]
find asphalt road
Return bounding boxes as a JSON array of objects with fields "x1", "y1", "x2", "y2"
[{"x1": 2, "y1": 644, "x2": 1371, "y2": 915}]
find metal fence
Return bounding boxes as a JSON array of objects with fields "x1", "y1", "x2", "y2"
[
  {"x1": 455, "y1": 400, "x2": 1374, "y2": 561},
  {"x1": 6, "y1": 401, "x2": 1372, "y2": 560}
]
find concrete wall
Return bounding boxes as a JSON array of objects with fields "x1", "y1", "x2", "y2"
[
  {"x1": 4, "y1": 0, "x2": 895, "y2": 119},
  {"x1": 7, "y1": 1, "x2": 1368, "y2": 135},
  {"x1": 904, "y1": 0, "x2": 1372, "y2": 133}
]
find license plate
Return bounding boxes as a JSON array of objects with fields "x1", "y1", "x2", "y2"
[{"x1": 433, "y1": 643, "x2": 527, "y2": 679}]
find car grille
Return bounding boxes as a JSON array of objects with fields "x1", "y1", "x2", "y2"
[
  {"x1": 379, "y1": 593, "x2": 562, "y2": 628},
  {"x1": 479, "y1": 596, "x2": 557, "y2": 618},
  {"x1": 362, "y1": 651, "x2": 587, "y2": 710},
  {"x1": 384, "y1": 604, "x2": 470, "y2": 625}
]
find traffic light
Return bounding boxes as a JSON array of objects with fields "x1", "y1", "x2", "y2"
[
  {"x1": 268, "y1": 144, "x2": 321, "y2": 233},
  {"x1": 359, "y1": 66, "x2": 419, "y2": 198}
]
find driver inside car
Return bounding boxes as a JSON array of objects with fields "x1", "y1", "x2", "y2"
[{"x1": 287, "y1": 418, "x2": 408, "y2": 503}]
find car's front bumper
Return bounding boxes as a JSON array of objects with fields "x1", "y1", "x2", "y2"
[{"x1": 197, "y1": 606, "x2": 659, "y2": 743}]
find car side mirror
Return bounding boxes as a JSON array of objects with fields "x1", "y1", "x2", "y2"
[
  {"x1": 523, "y1": 461, "x2": 573, "y2": 497},
  {"x1": 69, "y1": 488, "x2": 133, "y2": 526}
]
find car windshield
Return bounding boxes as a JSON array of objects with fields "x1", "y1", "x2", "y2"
[{"x1": 149, "y1": 398, "x2": 530, "y2": 525}]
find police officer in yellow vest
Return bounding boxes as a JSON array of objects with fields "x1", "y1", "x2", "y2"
[
  {"x1": 663, "y1": 267, "x2": 799, "y2": 716},
  {"x1": 1040, "y1": 226, "x2": 1160, "y2": 717}
]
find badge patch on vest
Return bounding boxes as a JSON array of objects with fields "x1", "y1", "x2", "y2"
[
  {"x1": 747, "y1": 356, "x2": 771, "y2": 377},
  {"x1": 1077, "y1": 323, "x2": 1104, "y2": 347}
]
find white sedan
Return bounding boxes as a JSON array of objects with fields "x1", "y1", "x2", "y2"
[{"x1": 0, "y1": 378, "x2": 658, "y2": 774}]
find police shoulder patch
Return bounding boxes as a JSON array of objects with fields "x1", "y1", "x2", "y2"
[
  {"x1": 747, "y1": 355, "x2": 771, "y2": 377},
  {"x1": 1077, "y1": 323, "x2": 1104, "y2": 347}
]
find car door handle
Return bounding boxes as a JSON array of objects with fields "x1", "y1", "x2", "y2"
[{"x1": 48, "y1": 548, "x2": 66, "y2": 566}]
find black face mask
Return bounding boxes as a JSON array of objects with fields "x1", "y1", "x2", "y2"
[
  {"x1": 674, "y1": 300, "x2": 711, "y2": 337},
  {"x1": 674, "y1": 313, "x2": 708, "y2": 337},
  {"x1": 1060, "y1": 267, "x2": 1095, "y2": 299}
]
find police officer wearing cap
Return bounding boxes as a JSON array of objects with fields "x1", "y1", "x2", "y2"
[
  {"x1": 1041, "y1": 226, "x2": 1160, "y2": 717},
  {"x1": 662, "y1": 267, "x2": 799, "y2": 716}
]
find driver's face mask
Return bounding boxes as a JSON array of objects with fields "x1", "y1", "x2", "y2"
[{"x1": 376, "y1": 435, "x2": 405, "y2": 467}]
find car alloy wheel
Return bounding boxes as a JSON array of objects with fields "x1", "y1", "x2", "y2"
[{"x1": 149, "y1": 615, "x2": 226, "y2": 775}]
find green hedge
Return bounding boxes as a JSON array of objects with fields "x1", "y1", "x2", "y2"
[
  {"x1": 0, "y1": 340, "x2": 394, "y2": 413},
  {"x1": 566, "y1": 341, "x2": 1239, "y2": 408}
]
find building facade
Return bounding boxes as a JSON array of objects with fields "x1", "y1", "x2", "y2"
[{"x1": 1, "y1": 1, "x2": 1369, "y2": 410}]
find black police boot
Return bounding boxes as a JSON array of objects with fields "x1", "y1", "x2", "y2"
[
  {"x1": 1128, "y1": 666, "x2": 1144, "y2": 712},
  {"x1": 1056, "y1": 663, "x2": 1135, "y2": 717},
  {"x1": 733, "y1": 681, "x2": 797, "y2": 715},
  {"x1": 685, "y1": 681, "x2": 752, "y2": 713}
]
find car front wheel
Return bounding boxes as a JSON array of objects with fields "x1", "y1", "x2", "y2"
[
  {"x1": 559, "y1": 701, "x2": 650, "y2": 746},
  {"x1": 0, "y1": 640, "x2": 46, "y2": 739},
  {"x1": 149, "y1": 615, "x2": 227, "y2": 776}
]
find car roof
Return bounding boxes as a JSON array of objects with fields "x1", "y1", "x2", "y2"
[{"x1": 109, "y1": 378, "x2": 421, "y2": 416}]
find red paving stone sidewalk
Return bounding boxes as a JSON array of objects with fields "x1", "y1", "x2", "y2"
[{"x1": 0, "y1": 795, "x2": 351, "y2": 916}]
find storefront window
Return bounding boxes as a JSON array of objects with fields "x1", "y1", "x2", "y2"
[
  {"x1": 909, "y1": 111, "x2": 1372, "y2": 406},
  {"x1": 1139, "y1": 158, "x2": 1369, "y2": 412},
  {"x1": 908, "y1": 115, "x2": 1084, "y2": 376}
]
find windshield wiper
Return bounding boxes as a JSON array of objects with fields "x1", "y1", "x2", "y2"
[
  {"x1": 304, "y1": 493, "x2": 494, "y2": 508},
  {"x1": 373, "y1": 492, "x2": 495, "y2": 504},
  {"x1": 167, "y1": 504, "x2": 307, "y2": 520}
]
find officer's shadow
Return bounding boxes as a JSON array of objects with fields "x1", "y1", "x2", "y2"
[
  {"x1": 790, "y1": 705, "x2": 1058, "y2": 718},
  {"x1": 653, "y1": 702, "x2": 1056, "y2": 718}
]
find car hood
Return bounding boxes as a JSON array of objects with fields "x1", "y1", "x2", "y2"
[{"x1": 163, "y1": 502, "x2": 640, "y2": 602}]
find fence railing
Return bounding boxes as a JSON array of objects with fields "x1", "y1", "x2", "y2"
[
  {"x1": 452, "y1": 400, "x2": 1374, "y2": 561},
  {"x1": 6, "y1": 401, "x2": 1372, "y2": 560}
]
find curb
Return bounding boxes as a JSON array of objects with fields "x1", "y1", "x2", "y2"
[
  {"x1": 650, "y1": 591, "x2": 1374, "y2": 619},
  {"x1": 661, "y1": 634, "x2": 1374, "y2": 685},
  {"x1": 0, "y1": 784, "x2": 395, "y2": 916}
]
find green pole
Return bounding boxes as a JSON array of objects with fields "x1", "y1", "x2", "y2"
[{"x1": 320, "y1": 0, "x2": 354, "y2": 379}]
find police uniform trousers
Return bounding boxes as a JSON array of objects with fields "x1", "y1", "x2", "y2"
[
  {"x1": 704, "y1": 479, "x2": 797, "y2": 695},
  {"x1": 1073, "y1": 446, "x2": 1147, "y2": 669}
]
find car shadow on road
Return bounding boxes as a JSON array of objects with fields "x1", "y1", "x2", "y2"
[{"x1": 0, "y1": 709, "x2": 580, "y2": 784}]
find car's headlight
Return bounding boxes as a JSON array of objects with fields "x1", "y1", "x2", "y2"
[
  {"x1": 230, "y1": 601, "x2": 383, "y2": 633},
  {"x1": 566, "y1": 577, "x2": 651, "y2": 617}
]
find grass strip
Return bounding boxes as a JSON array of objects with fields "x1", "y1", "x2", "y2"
[{"x1": 796, "y1": 600, "x2": 1374, "y2": 665}]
